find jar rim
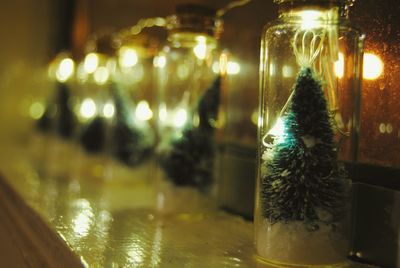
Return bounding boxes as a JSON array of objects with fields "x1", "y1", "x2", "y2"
[
  {"x1": 166, "y1": 3, "x2": 223, "y2": 39},
  {"x1": 273, "y1": 0, "x2": 355, "y2": 5}
]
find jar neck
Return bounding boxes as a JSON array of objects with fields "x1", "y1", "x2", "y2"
[
  {"x1": 278, "y1": 5, "x2": 342, "y2": 25},
  {"x1": 165, "y1": 12, "x2": 223, "y2": 41},
  {"x1": 167, "y1": 32, "x2": 217, "y2": 49}
]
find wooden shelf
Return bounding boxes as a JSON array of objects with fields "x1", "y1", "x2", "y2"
[{"x1": 0, "y1": 139, "x2": 376, "y2": 267}]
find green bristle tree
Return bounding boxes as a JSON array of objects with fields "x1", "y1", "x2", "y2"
[
  {"x1": 261, "y1": 67, "x2": 347, "y2": 229},
  {"x1": 160, "y1": 76, "x2": 221, "y2": 190}
]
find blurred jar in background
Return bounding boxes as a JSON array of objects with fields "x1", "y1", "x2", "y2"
[
  {"x1": 110, "y1": 31, "x2": 159, "y2": 181},
  {"x1": 154, "y1": 4, "x2": 225, "y2": 213},
  {"x1": 35, "y1": 52, "x2": 78, "y2": 179},
  {"x1": 74, "y1": 30, "x2": 161, "y2": 186},
  {"x1": 74, "y1": 32, "x2": 117, "y2": 181},
  {"x1": 214, "y1": 54, "x2": 258, "y2": 219}
]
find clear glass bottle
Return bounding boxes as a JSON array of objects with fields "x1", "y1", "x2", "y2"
[
  {"x1": 74, "y1": 32, "x2": 117, "y2": 181},
  {"x1": 39, "y1": 52, "x2": 78, "y2": 179},
  {"x1": 154, "y1": 4, "x2": 224, "y2": 213},
  {"x1": 255, "y1": 0, "x2": 364, "y2": 266},
  {"x1": 111, "y1": 32, "x2": 158, "y2": 180}
]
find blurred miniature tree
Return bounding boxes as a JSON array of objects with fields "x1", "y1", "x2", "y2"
[
  {"x1": 56, "y1": 83, "x2": 76, "y2": 138},
  {"x1": 110, "y1": 84, "x2": 154, "y2": 166},
  {"x1": 80, "y1": 83, "x2": 154, "y2": 165},
  {"x1": 80, "y1": 117, "x2": 106, "y2": 154},
  {"x1": 160, "y1": 76, "x2": 221, "y2": 190},
  {"x1": 37, "y1": 83, "x2": 76, "y2": 139}
]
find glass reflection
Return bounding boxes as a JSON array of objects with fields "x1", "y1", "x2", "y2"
[{"x1": 72, "y1": 199, "x2": 94, "y2": 238}]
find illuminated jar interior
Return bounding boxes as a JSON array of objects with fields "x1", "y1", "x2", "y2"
[
  {"x1": 114, "y1": 33, "x2": 159, "y2": 124},
  {"x1": 154, "y1": 4, "x2": 225, "y2": 213},
  {"x1": 259, "y1": 0, "x2": 364, "y2": 162},
  {"x1": 76, "y1": 51, "x2": 116, "y2": 123},
  {"x1": 255, "y1": 0, "x2": 364, "y2": 266},
  {"x1": 156, "y1": 4, "x2": 223, "y2": 131}
]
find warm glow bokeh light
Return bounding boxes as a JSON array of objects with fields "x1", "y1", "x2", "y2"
[
  {"x1": 268, "y1": 117, "x2": 285, "y2": 137},
  {"x1": 119, "y1": 47, "x2": 138, "y2": 68},
  {"x1": 173, "y1": 108, "x2": 188, "y2": 128},
  {"x1": 84, "y1": 53, "x2": 99, "y2": 74},
  {"x1": 334, "y1": 53, "x2": 344, "y2": 79},
  {"x1": 299, "y1": 10, "x2": 322, "y2": 29},
  {"x1": 94, "y1": 66, "x2": 110, "y2": 85},
  {"x1": 363, "y1": 53, "x2": 383, "y2": 80},
  {"x1": 135, "y1": 101, "x2": 153, "y2": 121},
  {"x1": 227, "y1": 61, "x2": 241, "y2": 75},
  {"x1": 56, "y1": 58, "x2": 75, "y2": 82},
  {"x1": 80, "y1": 98, "x2": 97, "y2": 119},
  {"x1": 102, "y1": 102, "x2": 115, "y2": 118},
  {"x1": 29, "y1": 102, "x2": 45, "y2": 119},
  {"x1": 193, "y1": 36, "x2": 207, "y2": 60},
  {"x1": 153, "y1": 55, "x2": 166, "y2": 68}
]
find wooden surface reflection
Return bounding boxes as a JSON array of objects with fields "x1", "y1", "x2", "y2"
[{"x1": 0, "y1": 139, "x2": 375, "y2": 267}]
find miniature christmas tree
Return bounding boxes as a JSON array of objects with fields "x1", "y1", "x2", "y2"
[
  {"x1": 55, "y1": 83, "x2": 76, "y2": 139},
  {"x1": 261, "y1": 67, "x2": 347, "y2": 228},
  {"x1": 37, "y1": 83, "x2": 76, "y2": 138},
  {"x1": 80, "y1": 83, "x2": 154, "y2": 164},
  {"x1": 198, "y1": 76, "x2": 221, "y2": 131},
  {"x1": 159, "y1": 128, "x2": 214, "y2": 188},
  {"x1": 160, "y1": 76, "x2": 221, "y2": 190},
  {"x1": 110, "y1": 84, "x2": 154, "y2": 166},
  {"x1": 80, "y1": 116, "x2": 107, "y2": 154}
]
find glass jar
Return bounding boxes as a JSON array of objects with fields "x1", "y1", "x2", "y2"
[
  {"x1": 111, "y1": 33, "x2": 158, "y2": 179},
  {"x1": 39, "y1": 52, "x2": 78, "y2": 179},
  {"x1": 154, "y1": 4, "x2": 224, "y2": 213},
  {"x1": 74, "y1": 32, "x2": 117, "y2": 181},
  {"x1": 255, "y1": 0, "x2": 364, "y2": 266}
]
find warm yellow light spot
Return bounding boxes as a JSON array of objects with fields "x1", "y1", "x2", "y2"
[
  {"x1": 334, "y1": 53, "x2": 345, "y2": 78},
  {"x1": 227, "y1": 61, "x2": 240, "y2": 75},
  {"x1": 119, "y1": 47, "x2": 138, "y2": 68},
  {"x1": 173, "y1": 108, "x2": 187, "y2": 128},
  {"x1": 149, "y1": 225, "x2": 163, "y2": 267},
  {"x1": 135, "y1": 101, "x2": 153, "y2": 121},
  {"x1": 153, "y1": 55, "x2": 166, "y2": 68},
  {"x1": 29, "y1": 102, "x2": 45, "y2": 120},
  {"x1": 84, "y1": 53, "x2": 99, "y2": 74},
  {"x1": 80, "y1": 98, "x2": 96, "y2": 119},
  {"x1": 269, "y1": 118, "x2": 285, "y2": 137},
  {"x1": 102, "y1": 102, "x2": 115, "y2": 118},
  {"x1": 282, "y1": 65, "x2": 294, "y2": 78},
  {"x1": 262, "y1": 117, "x2": 286, "y2": 147},
  {"x1": 219, "y1": 53, "x2": 228, "y2": 75},
  {"x1": 363, "y1": 53, "x2": 383, "y2": 80},
  {"x1": 251, "y1": 110, "x2": 258, "y2": 125},
  {"x1": 299, "y1": 10, "x2": 322, "y2": 29},
  {"x1": 379, "y1": 123, "x2": 386, "y2": 134},
  {"x1": 127, "y1": 238, "x2": 145, "y2": 266},
  {"x1": 72, "y1": 199, "x2": 93, "y2": 238},
  {"x1": 386, "y1": 123, "x2": 393, "y2": 134},
  {"x1": 212, "y1": 62, "x2": 220, "y2": 74},
  {"x1": 94, "y1": 66, "x2": 110, "y2": 85},
  {"x1": 56, "y1": 58, "x2": 75, "y2": 82},
  {"x1": 177, "y1": 64, "x2": 189, "y2": 79},
  {"x1": 269, "y1": 63, "x2": 275, "y2": 76},
  {"x1": 193, "y1": 36, "x2": 207, "y2": 60}
]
